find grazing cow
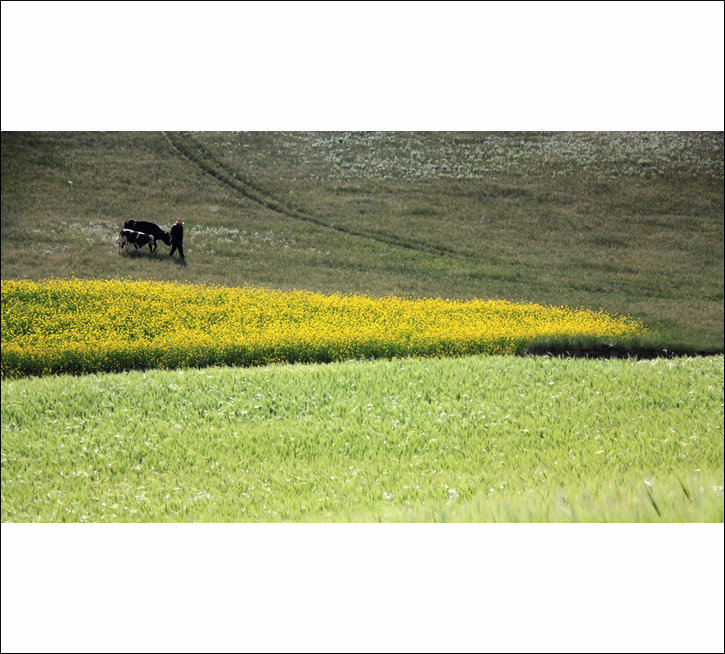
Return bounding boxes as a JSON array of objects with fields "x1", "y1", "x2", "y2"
[
  {"x1": 118, "y1": 229, "x2": 156, "y2": 254},
  {"x1": 124, "y1": 220, "x2": 172, "y2": 247}
]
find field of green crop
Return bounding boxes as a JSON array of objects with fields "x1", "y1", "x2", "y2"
[
  {"x1": 2, "y1": 355, "x2": 722, "y2": 522},
  {"x1": 1, "y1": 131, "x2": 723, "y2": 524}
]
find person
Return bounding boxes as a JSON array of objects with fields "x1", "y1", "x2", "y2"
[{"x1": 169, "y1": 218, "x2": 185, "y2": 260}]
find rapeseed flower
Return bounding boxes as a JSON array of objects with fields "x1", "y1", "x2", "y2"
[{"x1": 1, "y1": 279, "x2": 647, "y2": 377}]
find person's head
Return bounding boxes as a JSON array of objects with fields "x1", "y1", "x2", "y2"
[{"x1": 175, "y1": 218, "x2": 184, "y2": 226}]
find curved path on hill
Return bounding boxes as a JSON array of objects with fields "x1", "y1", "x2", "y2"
[{"x1": 162, "y1": 131, "x2": 472, "y2": 262}]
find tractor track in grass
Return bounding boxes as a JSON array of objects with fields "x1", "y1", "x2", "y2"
[{"x1": 162, "y1": 131, "x2": 473, "y2": 262}]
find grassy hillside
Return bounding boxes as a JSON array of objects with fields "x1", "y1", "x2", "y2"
[{"x1": 1, "y1": 131, "x2": 723, "y2": 350}]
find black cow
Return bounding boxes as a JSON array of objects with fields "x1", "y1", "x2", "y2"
[
  {"x1": 118, "y1": 229, "x2": 155, "y2": 254},
  {"x1": 124, "y1": 220, "x2": 172, "y2": 247}
]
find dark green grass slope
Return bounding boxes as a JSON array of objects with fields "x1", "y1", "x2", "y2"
[{"x1": 1, "y1": 131, "x2": 722, "y2": 350}]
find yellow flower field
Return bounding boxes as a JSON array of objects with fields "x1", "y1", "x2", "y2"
[{"x1": 1, "y1": 279, "x2": 647, "y2": 377}]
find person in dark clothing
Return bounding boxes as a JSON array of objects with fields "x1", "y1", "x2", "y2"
[{"x1": 169, "y1": 218, "x2": 184, "y2": 259}]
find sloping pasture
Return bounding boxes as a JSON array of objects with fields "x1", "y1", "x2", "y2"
[{"x1": 1, "y1": 131, "x2": 722, "y2": 351}]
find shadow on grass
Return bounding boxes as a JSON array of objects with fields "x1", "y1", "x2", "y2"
[
  {"x1": 523, "y1": 341, "x2": 724, "y2": 360},
  {"x1": 120, "y1": 250, "x2": 187, "y2": 266}
]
